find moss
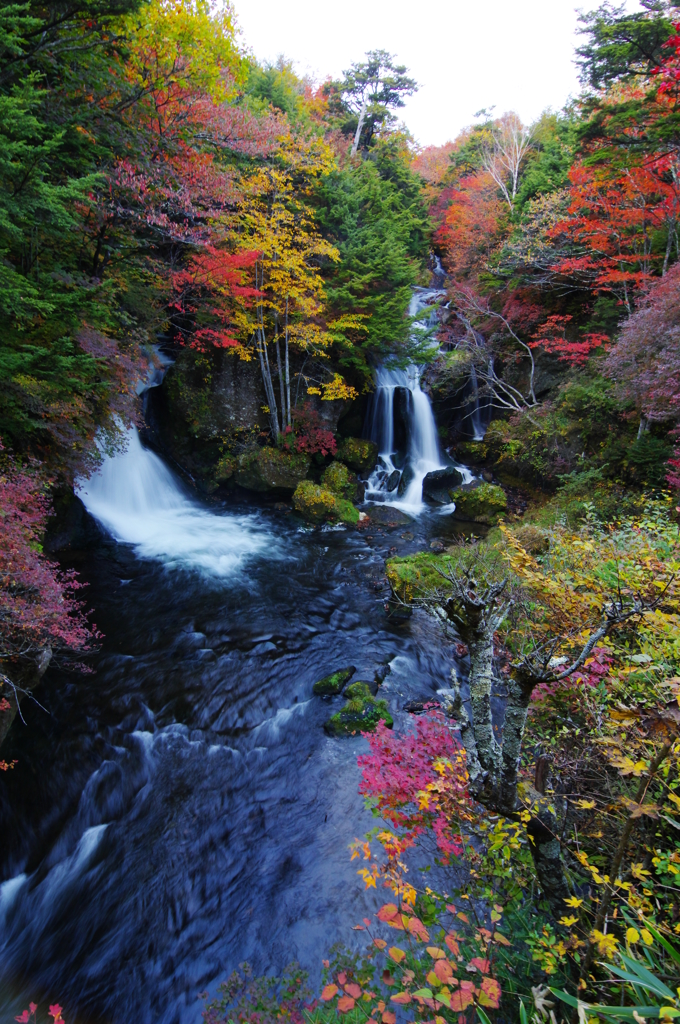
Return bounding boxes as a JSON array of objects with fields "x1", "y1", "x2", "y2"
[
  {"x1": 336, "y1": 437, "x2": 378, "y2": 473},
  {"x1": 292, "y1": 480, "x2": 360, "y2": 525},
  {"x1": 322, "y1": 461, "x2": 360, "y2": 500},
  {"x1": 453, "y1": 483, "x2": 507, "y2": 524},
  {"x1": 313, "y1": 666, "x2": 355, "y2": 696},
  {"x1": 235, "y1": 447, "x2": 310, "y2": 493},
  {"x1": 325, "y1": 684, "x2": 393, "y2": 736}
]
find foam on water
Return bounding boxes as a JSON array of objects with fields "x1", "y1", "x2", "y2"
[{"x1": 76, "y1": 427, "x2": 269, "y2": 576}]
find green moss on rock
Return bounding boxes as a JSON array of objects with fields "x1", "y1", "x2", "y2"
[
  {"x1": 325, "y1": 682, "x2": 393, "y2": 736},
  {"x1": 453, "y1": 483, "x2": 507, "y2": 524},
  {"x1": 292, "y1": 481, "x2": 360, "y2": 525},
  {"x1": 322, "y1": 461, "x2": 360, "y2": 500},
  {"x1": 313, "y1": 666, "x2": 355, "y2": 696},
  {"x1": 235, "y1": 448, "x2": 310, "y2": 493},
  {"x1": 336, "y1": 437, "x2": 378, "y2": 473}
]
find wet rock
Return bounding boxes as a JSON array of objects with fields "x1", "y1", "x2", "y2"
[
  {"x1": 313, "y1": 666, "x2": 356, "y2": 696},
  {"x1": 422, "y1": 466, "x2": 464, "y2": 506},
  {"x1": 365, "y1": 506, "x2": 413, "y2": 528},
  {"x1": 397, "y1": 463, "x2": 415, "y2": 497},
  {"x1": 429, "y1": 539, "x2": 445, "y2": 552},
  {"x1": 292, "y1": 481, "x2": 360, "y2": 525},
  {"x1": 385, "y1": 469, "x2": 401, "y2": 491},
  {"x1": 481, "y1": 469, "x2": 494, "y2": 483},
  {"x1": 453, "y1": 482, "x2": 507, "y2": 525},
  {"x1": 374, "y1": 663, "x2": 392, "y2": 687},
  {"x1": 336, "y1": 438, "x2": 379, "y2": 473},
  {"x1": 403, "y1": 697, "x2": 442, "y2": 715},
  {"x1": 325, "y1": 682, "x2": 393, "y2": 736},
  {"x1": 322, "y1": 461, "x2": 361, "y2": 501},
  {"x1": 235, "y1": 448, "x2": 310, "y2": 494}
]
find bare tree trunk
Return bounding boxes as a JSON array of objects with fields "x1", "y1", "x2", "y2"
[
  {"x1": 351, "y1": 96, "x2": 368, "y2": 157},
  {"x1": 274, "y1": 314, "x2": 286, "y2": 432}
]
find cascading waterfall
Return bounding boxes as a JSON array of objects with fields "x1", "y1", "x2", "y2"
[
  {"x1": 364, "y1": 289, "x2": 473, "y2": 512},
  {"x1": 76, "y1": 427, "x2": 269, "y2": 576}
]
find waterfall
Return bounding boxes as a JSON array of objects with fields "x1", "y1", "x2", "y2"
[
  {"x1": 364, "y1": 288, "x2": 471, "y2": 513},
  {"x1": 76, "y1": 428, "x2": 269, "y2": 576},
  {"x1": 469, "y1": 363, "x2": 485, "y2": 441}
]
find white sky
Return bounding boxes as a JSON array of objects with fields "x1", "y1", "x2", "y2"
[{"x1": 233, "y1": 0, "x2": 643, "y2": 148}]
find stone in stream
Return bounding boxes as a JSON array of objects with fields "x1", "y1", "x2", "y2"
[
  {"x1": 422, "y1": 466, "x2": 464, "y2": 505},
  {"x1": 312, "y1": 666, "x2": 356, "y2": 696},
  {"x1": 403, "y1": 697, "x2": 442, "y2": 715},
  {"x1": 397, "y1": 463, "x2": 415, "y2": 497},
  {"x1": 365, "y1": 505, "x2": 413, "y2": 528},
  {"x1": 325, "y1": 682, "x2": 394, "y2": 736},
  {"x1": 385, "y1": 469, "x2": 400, "y2": 492}
]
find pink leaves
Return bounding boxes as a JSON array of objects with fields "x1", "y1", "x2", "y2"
[{"x1": 357, "y1": 710, "x2": 469, "y2": 863}]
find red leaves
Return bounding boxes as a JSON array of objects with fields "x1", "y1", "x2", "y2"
[
  {"x1": 468, "y1": 957, "x2": 490, "y2": 974},
  {"x1": 530, "y1": 315, "x2": 606, "y2": 367},
  {"x1": 358, "y1": 710, "x2": 469, "y2": 864},
  {"x1": 0, "y1": 447, "x2": 98, "y2": 667}
]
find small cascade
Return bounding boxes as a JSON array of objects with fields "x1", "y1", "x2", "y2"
[
  {"x1": 364, "y1": 288, "x2": 471, "y2": 513},
  {"x1": 469, "y1": 363, "x2": 485, "y2": 441},
  {"x1": 76, "y1": 427, "x2": 269, "y2": 576}
]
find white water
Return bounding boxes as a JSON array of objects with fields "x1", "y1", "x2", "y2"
[
  {"x1": 365, "y1": 289, "x2": 471, "y2": 514},
  {"x1": 76, "y1": 428, "x2": 269, "y2": 576}
]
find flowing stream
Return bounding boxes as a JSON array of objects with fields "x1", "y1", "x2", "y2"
[{"x1": 0, "y1": 429, "x2": 469, "y2": 1024}]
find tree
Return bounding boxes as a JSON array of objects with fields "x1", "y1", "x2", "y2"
[
  {"x1": 386, "y1": 509, "x2": 680, "y2": 916},
  {"x1": 233, "y1": 141, "x2": 345, "y2": 437},
  {"x1": 0, "y1": 443, "x2": 98, "y2": 741},
  {"x1": 478, "y1": 112, "x2": 534, "y2": 211},
  {"x1": 317, "y1": 148, "x2": 429, "y2": 382},
  {"x1": 325, "y1": 50, "x2": 417, "y2": 156},
  {"x1": 605, "y1": 261, "x2": 680, "y2": 428},
  {"x1": 575, "y1": 1, "x2": 677, "y2": 91}
]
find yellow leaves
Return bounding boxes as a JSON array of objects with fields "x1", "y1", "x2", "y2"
[
  {"x1": 631, "y1": 863, "x2": 652, "y2": 881},
  {"x1": 426, "y1": 947, "x2": 446, "y2": 960},
  {"x1": 559, "y1": 916, "x2": 579, "y2": 927},
  {"x1": 357, "y1": 863, "x2": 381, "y2": 889},
  {"x1": 640, "y1": 928, "x2": 654, "y2": 946},
  {"x1": 626, "y1": 927, "x2": 640, "y2": 944},
  {"x1": 590, "y1": 930, "x2": 619, "y2": 958},
  {"x1": 319, "y1": 374, "x2": 358, "y2": 402},
  {"x1": 564, "y1": 896, "x2": 585, "y2": 908},
  {"x1": 607, "y1": 753, "x2": 648, "y2": 777},
  {"x1": 576, "y1": 799, "x2": 597, "y2": 809},
  {"x1": 388, "y1": 947, "x2": 406, "y2": 963}
]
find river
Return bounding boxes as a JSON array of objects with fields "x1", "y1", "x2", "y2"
[{"x1": 0, "y1": 435, "x2": 469, "y2": 1024}]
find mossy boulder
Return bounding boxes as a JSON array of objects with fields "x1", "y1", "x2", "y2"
[
  {"x1": 453, "y1": 483, "x2": 507, "y2": 525},
  {"x1": 336, "y1": 437, "x2": 378, "y2": 473},
  {"x1": 325, "y1": 682, "x2": 393, "y2": 736},
  {"x1": 454, "y1": 440, "x2": 489, "y2": 465},
  {"x1": 322, "y1": 461, "x2": 360, "y2": 500},
  {"x1": 313, "y1": 666, "x2": 355, "y2": 696},
  {"x1": 292, "y1": 481, "x2": 360, "y2": 525},
  {"x1": 235, "y1": 448, "x2": 310, "y2": 493}
]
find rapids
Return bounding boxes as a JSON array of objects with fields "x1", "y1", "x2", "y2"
[{"x1": 0, "y1": 432, "x2": 468, "y2": 1024}]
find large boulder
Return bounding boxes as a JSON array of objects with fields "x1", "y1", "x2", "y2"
[
  {"x1": 336, "y1": 438, "x2": 378, "y2": 473},
  {"x1": 235, "y1": 448, "x2": 310, "y2": 494},
  {"x1": 322, "y1": 461, "x2": 363, "y2": 501},
  {"x1": 422, "y1": 466, "x2": 464, "y2": 505},
  {"x1": 453, "y1": 482, "x2": 507, "y2": 525},
  {"x1": 292, "y1": 481, "x2": 360, "y2": 525},
  {"x1": 325, "y1": 682, "x2": 393, "y2": 736}
]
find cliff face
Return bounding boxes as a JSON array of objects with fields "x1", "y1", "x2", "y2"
[{"x1": 146, "y1": 347, "x2": 360, "y2": 492}]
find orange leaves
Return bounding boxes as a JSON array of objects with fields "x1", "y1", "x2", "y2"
[
  {"x1": 390, "y1": 992, "x2": 412, "y2": 1005},
  {"x1": 404, "y1": 915, "x2": 430, "y2": 942},
  {"x1": 468, "y1": 957, "x2": 491, "y2": 974},
  {"x1": 377, "y1": 903, "x2": 403, "y2": 929},
  {"x1": 388, "y1": 947, "x2": 406, "y2": 963},
  {"x1": 321, "y1": 984, "x2": 338, "y2": 1001},
  {"x1": 445, "y1": 932, "x2": 460, "y2": 955},
  {"x1": 478, "y1": 977, "x2": 502, "y2": 1009},
  {"x1": 433, "y1": 958, "x2": 455, "y2": 984},
  {"x1": 426, "y1": 946, "x2": 446, "y2": 959},
  {"x1": 336, "y1": 995, "x2": 356, "y2": 1013}
]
